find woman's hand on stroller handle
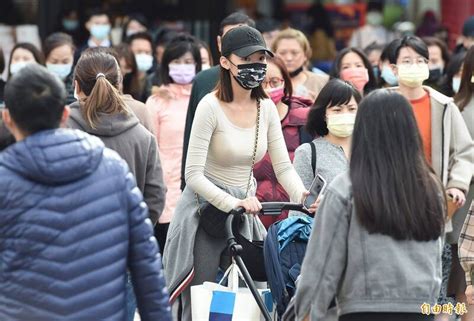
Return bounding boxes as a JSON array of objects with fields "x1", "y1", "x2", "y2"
[{"x1": 235, "y1": 197, "x2": 262, "y2": 215}]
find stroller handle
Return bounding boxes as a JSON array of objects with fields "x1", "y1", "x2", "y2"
[
  {"x1": 225, "y1": 202, "x2": 309, "y2": 321},
  {"x1": 230, "y1": 202, "x2": 311, "y2": 216}
]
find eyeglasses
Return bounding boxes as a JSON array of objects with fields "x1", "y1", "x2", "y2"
[
  {"x1": 262, "y1": 77, "x2": 284, "y2": 88},
  {"x1": 399, "y1": 57, "x2": 429, "y2": 66}
]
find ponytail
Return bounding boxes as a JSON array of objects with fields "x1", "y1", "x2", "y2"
[{"x1": 74, "y1": 48, "x2": 129, "y2": 128}]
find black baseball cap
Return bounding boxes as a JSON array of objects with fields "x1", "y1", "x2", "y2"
[{"x1": 221, "y1": 25, "x2": 274, "y2": 58}]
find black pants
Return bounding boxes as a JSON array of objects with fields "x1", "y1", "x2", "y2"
[
  {"x1": 154, "y1": 223, "x2": 169, "y2": 253},
  {"x1": 339, "y1": 313, "x2": 434, "y2": 321}
]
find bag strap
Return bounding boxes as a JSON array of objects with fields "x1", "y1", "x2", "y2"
[
  {"x1": 218, "y1": 261, "x2": 249, "y2": 292},
  {"x1": 245, "y1": 99, "x2": 261, "y2": 198},
  {"x1": 310, "y1": 141, "x2": 316, "y2": 176}
]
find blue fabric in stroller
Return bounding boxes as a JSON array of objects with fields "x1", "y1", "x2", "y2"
[{"x1": 263, "y1": 215, "x2": 314, "y2": 318}]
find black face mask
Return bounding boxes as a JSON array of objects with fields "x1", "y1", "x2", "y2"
[
  {"x1": 229, "y1": 61, "x2": 267, "y2": 90},
  {"x1": 428, "y1": 68, "x2": 442, "y2": 82},
  {"x1": 289, "y1": 66, "x2": 304, "y2": 78}
]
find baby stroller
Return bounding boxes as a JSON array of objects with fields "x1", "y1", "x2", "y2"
[
  {"x1": 225, "y1": 202, "x2": 310, "y2": 321},
  {"x1": 263, "y1": 213, "x2": 314, "y2": 319}
]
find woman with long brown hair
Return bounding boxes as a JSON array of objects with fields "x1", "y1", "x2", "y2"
[
  {"x1": 67, "y1": 48, "x2": 166, "y2": 321},
  {"x1": 69, "y1": 47, "x2": 165, "y2": 224},
  {"x1": 296, "y1": 90, "x2": 445, "y2": 321},
  {"x1": 163, "y1": 26, "x2": 313, "y2": 320}
]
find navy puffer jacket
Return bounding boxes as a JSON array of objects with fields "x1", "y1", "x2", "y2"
[{"x1": 0, "y1": 129, "x2": 171, "y2": 321}]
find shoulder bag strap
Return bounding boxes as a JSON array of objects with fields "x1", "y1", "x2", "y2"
[
  {"x1": 245, "y1": 99, "x2": 261, "y2": 197},
  {"x1": 310, "y1": 141, "x2": 316, "y2": 176}
]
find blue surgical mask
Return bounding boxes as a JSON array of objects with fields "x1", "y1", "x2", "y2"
[
  {"x1": 63, "y1": 19, "x2": 79, "y2": 31},
  {"x1": 10, "y1": 61, "x2": 32, "y2": 75},
  {"x1": 135, "y1": 54, "x2": 153, "y2": 72},
  {"x1": 372, "y1": 65, "x2": 380, "y2": 78},
  {"x1": 381, "y1": 65, "x2": 398, "y2": 86},
  {"x1": 90, "y1": 24, "x2": 110, "y2": 40},
  {"x1": 452, "y1": 77, "x2": 461, "y2": 93},
  {"x1": 47, "y1": 63, "x2": 73, "y2": 80}
]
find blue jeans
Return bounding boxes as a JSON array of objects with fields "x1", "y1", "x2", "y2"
[{"x1": 126, "y1": 274, "x2": 137, "y2": 321}]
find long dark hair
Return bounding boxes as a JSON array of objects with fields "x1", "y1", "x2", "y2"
[
  {"x1": 455, "y1": 46, "x2": 474, "y2": 111},
  {"x1": 440, "y1": 51, "x2": 466, "y2": 97},
  {"x1": 74, "y1": 48, "x2": 128, "y2": 128},
  {"x1": 330, "y1": 47, "x2": 377, "y2": 95},
  {"x1": 350, "y1": 89, "x2": 444, "y2": 241}
]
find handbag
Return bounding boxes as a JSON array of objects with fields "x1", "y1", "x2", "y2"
[{"x1": 196, "y1": 100, "x2": 261, "y2": 239}]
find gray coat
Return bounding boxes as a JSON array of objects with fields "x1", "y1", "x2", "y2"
[
  {"x1": 163, "y1": 178, "x2": 266, "y2": 303},
  {"x1": 67, "y1": 103, "x2": 166, "y2": 224},
  {"x1": 290, "y1": 138, "x2": 348, "y2": 219},
  {"x1": 295, "y1": 173, "x2": 443, "y2": 320}
]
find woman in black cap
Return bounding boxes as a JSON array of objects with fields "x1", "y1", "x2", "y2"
[{"x1": 163, "y1": 25, "x2": 312, "y2": 319}]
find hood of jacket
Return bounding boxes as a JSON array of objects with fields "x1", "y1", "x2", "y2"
[
  {"x1": 68, "y1": 102, "x2": 139, "y2": 137},
  {"x1": 0, "y1": 128, "x2": 104, "y2": 185}
]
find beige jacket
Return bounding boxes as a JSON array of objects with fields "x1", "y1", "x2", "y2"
[{"x1": 393, "y1": 86, "x2": 473, "y2": 192}]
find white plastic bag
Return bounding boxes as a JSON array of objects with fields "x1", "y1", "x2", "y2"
[{"x1": 191, "y1": 263, "x2": 273, "y2": 321}]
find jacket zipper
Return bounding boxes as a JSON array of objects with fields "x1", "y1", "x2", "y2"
[{"x1": 441, "y1": 104, "x2": 447, "y2": 184}]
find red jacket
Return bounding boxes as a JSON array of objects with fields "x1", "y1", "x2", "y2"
[{"x1": 254, "y1": 97, "x2": 312, "y2": 229}]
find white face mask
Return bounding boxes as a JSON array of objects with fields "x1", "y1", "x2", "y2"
[
  {"x1": 135, "y1": 53, "x2": 153, "y2": 72},
  {"x1": 201, "y1": 63, "x2": 211, "y2": 70},
  {"x1": 326, "y1": 113, "x2": 356, "y2": 138},
  {"x1": 452, "y1": 77, "x2": 461, "y2": 93},
  {"x1": 397, "y1": 64, "x2": 429, "y2": 88},
  {"x1": 90, "y1": 24, "x2": 111, "y2": 40},
  {"x1": 10, "y1": 61, "x2": 32, "y2": 75}
]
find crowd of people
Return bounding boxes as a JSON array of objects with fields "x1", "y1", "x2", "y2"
[{"x1": 0, "y1": 5, "x2": 473, "y2": 321}]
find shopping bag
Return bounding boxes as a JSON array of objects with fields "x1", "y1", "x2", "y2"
[{"x1": 191, "y1": 263, "x2": 273, "y2": 321}]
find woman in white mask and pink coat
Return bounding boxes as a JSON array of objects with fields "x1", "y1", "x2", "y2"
[{"x1": 146, "y1": 35, "x2": 202, "y2": 251}]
